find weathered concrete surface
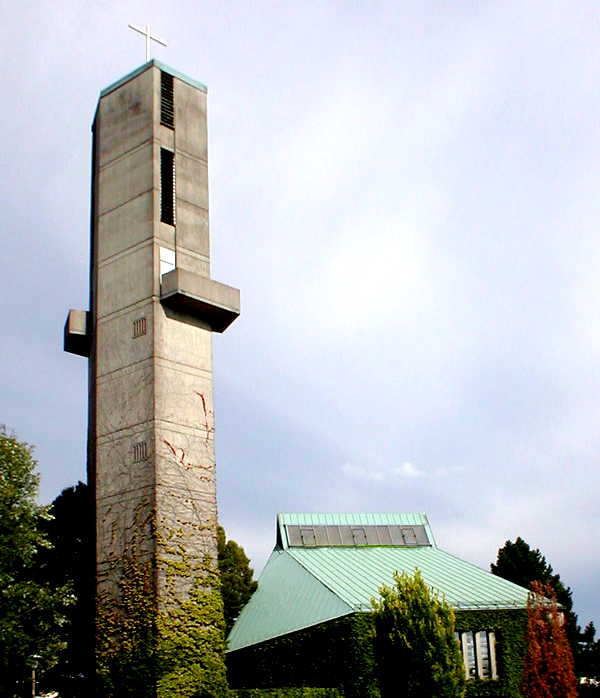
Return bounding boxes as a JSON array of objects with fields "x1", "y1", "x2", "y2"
[{"x1": 65, "y1": 61, "x2": 239, "y2": 613}]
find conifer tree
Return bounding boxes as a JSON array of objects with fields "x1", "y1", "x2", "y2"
[
  {"x1": 521, "y1": 581, "x2": 578, "y2": 698},
  {"x1": 372, "y1": 569, "x2": 465, "y2": 698},
  {"x1": 217, "y1": 525, "x2": 258, "y2": 634}
]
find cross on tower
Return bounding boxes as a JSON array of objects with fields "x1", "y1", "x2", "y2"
[{"x1": 128, "y1": 23, "x2": 167, "y2": 61}]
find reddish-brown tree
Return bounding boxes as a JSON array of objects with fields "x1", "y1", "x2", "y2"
[{"x1": 521, "y1": 580, "x2": 578, "y2": 698}]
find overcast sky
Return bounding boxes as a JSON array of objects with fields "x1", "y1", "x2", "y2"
[{"x1": 2, "y1": 0, "x2": 600, "y2": 628}]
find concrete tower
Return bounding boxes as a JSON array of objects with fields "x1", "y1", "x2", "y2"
[{"x1": 64, "y1": 60, "x2": 239, "y2": 682}]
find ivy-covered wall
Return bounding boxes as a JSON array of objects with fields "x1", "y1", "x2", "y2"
[
  {"x1": 227, "y1": 614, "x2": 377, "y2": 698},
  {"x1": 96, "y1": 522, "x2": 228, "y2": 698},
  {"x1": 457, "y1": 609, "x2": 527, "y2": 698},
  {"x1": 227, "y1": 609, "x2": 527, "y2": 698}
]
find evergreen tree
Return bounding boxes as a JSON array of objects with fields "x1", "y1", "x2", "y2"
[
  {"x1": 577, "y1": 622, "x2": 600, "y2": 694},
  {"x1": 521, "y1": 581, "x2": 577, "y2": 698},
  {"x1": 0, "y1": 428, "x2": 73, "y2": 696},
  {"x1": 217, "y1": 526, "x2": 258, "y2": 634},
  {"x1": 491, "y1": 537, "x2": 573, "y2": 611},
  {"x1": 491, "y1": 537, "x2": 578, "y2": 654},
  {"x1": 36, "y1": 482, "x2": 95, "y2": 697},
  {"x1": 371, "y1": 568, "x2": 465, "y2": 698}
]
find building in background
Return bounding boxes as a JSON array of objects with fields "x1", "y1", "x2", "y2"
[{"x1": 227, "y1": 512, "x2": 530, "y2": 696}]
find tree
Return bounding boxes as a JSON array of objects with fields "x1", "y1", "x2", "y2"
[
  {"x1": 371, "y1": 568, "x2": 466, "y2": 698},
  {"x1": 521, "y1": 581, "x2": 578, "y2": 698},
  {"x1": 491, "y1": 537, "x2": 573, "y2": 612},
  {"x1": 0, "y1": 428, "x2": 73, "y2": 696},
  {"x1": 577, "y1": 622, "x2": 600, "y2": 694},
  {"x1": 491, "y1": 537, "x2": 578, "y2": 653},
  {"x1": 36, "y1": 482, "x2": 95, "y2": 697},
  {"x1": 217, "y1": 525, "x2": 258, "y2": 635}
]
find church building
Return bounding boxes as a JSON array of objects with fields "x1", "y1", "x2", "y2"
[{"x1": 227, "y1": 512, "x2": 530, "y2": 697}]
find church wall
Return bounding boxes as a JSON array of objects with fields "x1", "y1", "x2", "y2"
[{"x1": 227, "y1": 610, "x2": 527, "y2": 698}]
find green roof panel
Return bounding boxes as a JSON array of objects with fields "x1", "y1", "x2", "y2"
[
  {"x1": 227, "y1": 549, "x2": 352, "y2": 652},
  {"x1": 288, "y1": 545, "x2": 530, "y2": 612}
]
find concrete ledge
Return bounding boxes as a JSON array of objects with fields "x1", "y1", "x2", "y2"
[
  {"x1": 160, "y1": 268, "x2": 240, "y2": 333},
  {"x1": 64, "y1": 309, "x2": 91, "y2": 357}
]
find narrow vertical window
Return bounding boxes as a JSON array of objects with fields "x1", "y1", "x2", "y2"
[
  {"x1": 160, "y1": 148, "x2": 175, "y2": 225},
  {"x1": 160, "y1": 71, "x2": 174, "y2": 129}
]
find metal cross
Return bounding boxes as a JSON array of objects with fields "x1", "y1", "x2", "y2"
[{"x1": 128, "y1": 23, "x2": 167, "y2": 62}]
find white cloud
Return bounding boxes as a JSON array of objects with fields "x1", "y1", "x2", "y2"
[
  {"x1": 341, "y1": 460, "x2": 461, "y2": 482},
  {"x1": 392, "y1": 461, "x2": 426, "y2": 478}
]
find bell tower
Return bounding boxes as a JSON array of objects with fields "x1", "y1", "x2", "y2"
[{"x1": 64, "y1": 59, "x2": 239, "y2": 687}]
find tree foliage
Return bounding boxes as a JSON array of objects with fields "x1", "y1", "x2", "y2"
[
  {"x1": 491, "y1": 537, "x2": 573, "y2": 613},
  {"x1": 521, "y1": 581, "x2": 578, "y2": 698},
  {"x1": 371, "y1": 569, "x2": 465, "y2": 698},
  {"x1": 217, "y1": 526, "x2": 258, "y2": 635},
  {"x1": 491, "y1": 536, "x2": 579, "y2": 656},
  {"x1": 0, "y1": 428, "x2": 73, "y2": 696},
  {"x1": 36, "y1": 481, "x2": 95, "y2": 696},
  {"x1": 577, "y1": 621, "x2": 600, "y2": 694}
]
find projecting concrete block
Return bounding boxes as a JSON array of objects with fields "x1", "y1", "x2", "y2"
[
  {"x1": 64, "y1": 309, "x2": 91, "y2": 357},
  {"x1": 160, "y1": 268, "x2": 240, "y2": 332}
]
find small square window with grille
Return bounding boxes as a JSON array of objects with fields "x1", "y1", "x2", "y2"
[
  {"x1": 160, "y1": 148, "x2": 175, "y2": 225},
  {"x1": 133, "y1": 441, "x2": 148, "y2": 463},
  {"x1": 160, "y1": 71, "x2": 175, "y2": 129},
  {"x1": 132, "y1": 317, "x2": 147, "y2": 338}
]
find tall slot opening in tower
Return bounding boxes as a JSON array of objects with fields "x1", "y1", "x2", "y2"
[
  {"x1": 160, "y1": 148, "x2": 175, "y2": 225},
  {"x1": 160, "y1": 71, "x2": 174, "y2": 129}
]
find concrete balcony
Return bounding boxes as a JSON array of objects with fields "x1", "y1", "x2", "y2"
[{"x1": 160, "y1": 268, "x2": 240, "y2": 333}]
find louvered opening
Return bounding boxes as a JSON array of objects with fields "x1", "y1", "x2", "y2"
[
  {"x1": 132, "y1": 317, "x2": 147, "y2": 338},
  {"x1": 133, "y1": 441, "x2": 148, "y2": 463},
  {"x1": 160, "y1": 148, "x2": 175, "y2": 225},
  {"x1": 160, "y1": 71, "x2": 174, "y2": 129}
]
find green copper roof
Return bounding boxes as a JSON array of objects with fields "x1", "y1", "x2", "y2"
[
  {"x1": 100, "y1": 59, "x2": 207, "y2": 98},
  {"x1": 226, "y1": 513, "x2": 530, "y2": 653},
  {"x1": 287, "y1": 546, "x2": 530, "y2": 612},
  {"x1": 227, "y1": 549, "x2": 352, "y2": 652}
]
